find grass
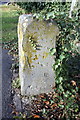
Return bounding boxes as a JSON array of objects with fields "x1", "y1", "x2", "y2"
[{"x1": 1, "y1": 4, "x2": 24, "y2": 43}]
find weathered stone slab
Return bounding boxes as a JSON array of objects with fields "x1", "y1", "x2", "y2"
[{"x1": 18, "y1": 14, "x2": 59, "y2": 95}]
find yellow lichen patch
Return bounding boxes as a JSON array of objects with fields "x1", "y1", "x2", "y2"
[
  {"x1": 23, "y1": 56, "x2": 28, "y2": 68},
  {"x1": 23, "y1": 41, "x2": 33, "y2": 67},
  {"x1": 42, "y1": 52, "x2": 49, "y2": 59},
  {"x1": 22, "y1": 33, "x2": 38, "y2": 69},
  {"x1": 20, "y1": 50, "x2": 28, "y2": 69},
  {"x1": 38, "y1": 62, "x2": 40, "y2": 64},
  {"x1": 31, "y1": 65, "x2": 35, "y2": 68},
  {"x1": 33, "y1": 55, "x2": 38, "y2": 60},
  {"x1": 18, "y1": 23, "x2": 23, "y2": 45}
]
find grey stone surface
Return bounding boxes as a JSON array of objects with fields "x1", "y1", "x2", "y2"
[
  {"x1": 2, "y1": 49, "x2": 13, "y2": 118},
  {"x1": 18, "y1": 14, "x2": 59, "y2": 95}
]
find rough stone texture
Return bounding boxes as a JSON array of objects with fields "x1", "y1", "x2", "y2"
[{"x1": 18, "y1": 14, "x2": 59, "y2": 95}]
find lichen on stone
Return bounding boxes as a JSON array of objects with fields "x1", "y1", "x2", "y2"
[
  {"x1": 42, "y1": 52, "x2": 49, "y2": 59},
  {"x1": 22, "y1": 33, "x2": 38, "y2": 70}
]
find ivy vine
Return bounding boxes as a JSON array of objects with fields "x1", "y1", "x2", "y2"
[{"x1": 17, "y1": 2, "x2": 80, "y2": 119}]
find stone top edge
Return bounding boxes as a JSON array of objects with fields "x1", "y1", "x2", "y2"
[
  {"x1": 19, "y1": 14, "x2": 33, "y2": 22},
  {"x1": 18, "y1": 14, "x2": 59, "y2": 35},
  {"x1": 19, "y1": 14, "x2": 59, "y2": 25}
]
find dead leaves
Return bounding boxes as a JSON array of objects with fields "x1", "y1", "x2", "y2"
[
  {"x1": 33, "y1": 114, "x2": 40, "y2": 118},
  {"x1": 43, "y1": 101, "x2": 49, "y2": 105},
  {"x1": 71, "y1": 80, "x2": 76, "y2": 86},
  {"x1": 51, "y1": 103, "x2": 57, "y2": 108},
  {"x1": 12, "y1": 109, "x2": 19, "y2": 115}
]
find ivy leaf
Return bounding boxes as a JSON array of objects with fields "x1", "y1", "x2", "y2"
[
  {"x1": 75, "y1": 108, "x2": 78, "y2": 112},
  {"x1": 59, "y1": 104, "x2": 64, "y2": 108},
  {"x1": 64, "y1": 47, "x2": 68, "y2": 52},
  {"x1": 70, "y1": 34, "x2": 75, "y2": 40},
  {"x1": 50, "y1": 100, "x2": 54, "y2": 104},
  {"x1": 49, "y1": 48, "x2": 56, "y2": 55},
  {"x1": 60, "y1": 55, "x2": 65, "y2": 60},
  {"x1": 46, "y1": 11, "x2": 55, "y2": 19},
  {"x1": 54, "y1": 65, "x2": 58, "y2": 70}
]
